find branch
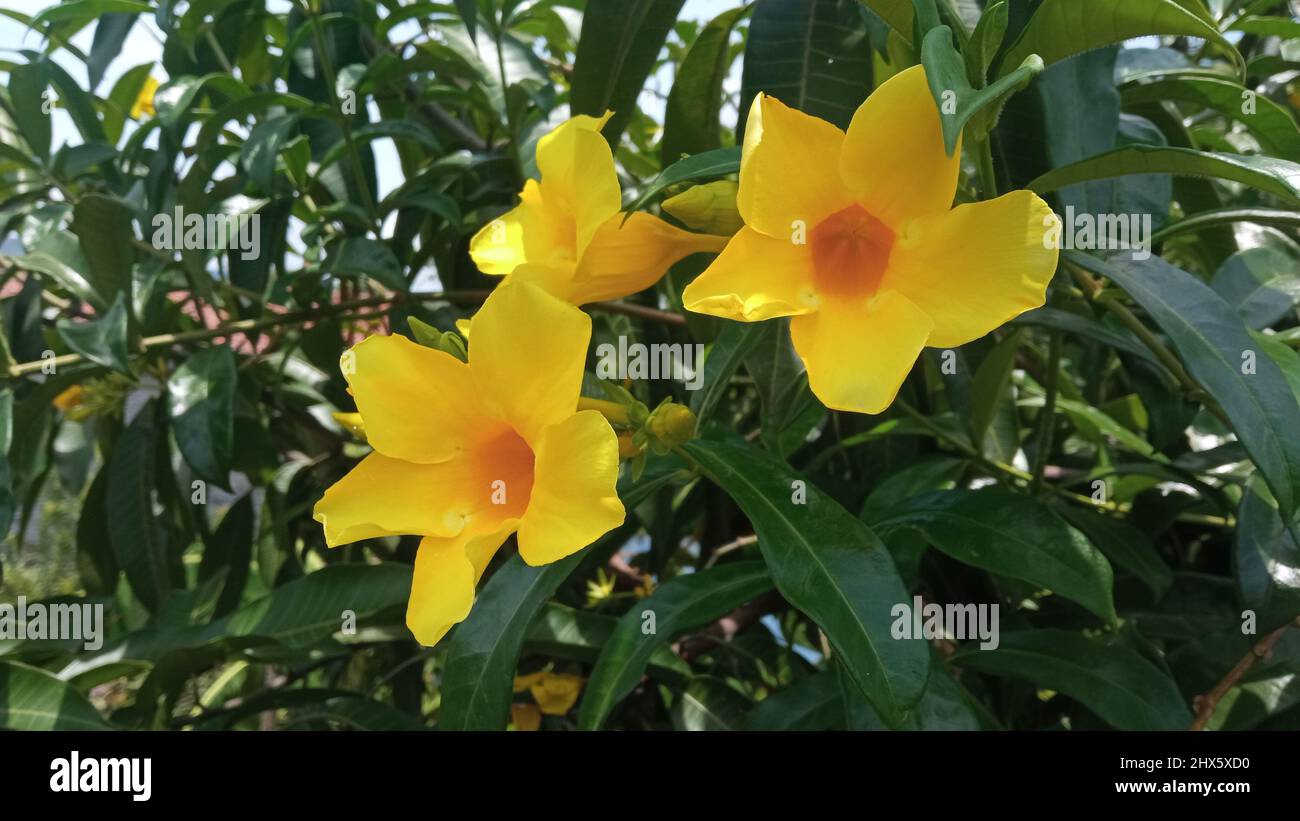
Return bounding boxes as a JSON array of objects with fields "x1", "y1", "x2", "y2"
[
  {"x1": 4, "y1": 289, "x2": 689, "y2": 379},
  {"x1": 1190, "y1": 616, "x2": 1300, "y2": 730}
]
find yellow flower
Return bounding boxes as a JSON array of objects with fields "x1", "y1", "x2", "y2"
[
  {"x1": 584, "y1": 567, "x2": 616, "y2": 608},
  {"x1": 634, "y1": 574, "x2": 655, "y2": 599},
  {"x1": 312, "y1": 282, "x2": 626, "y2": 646},
  {"x1": 662, "y1": 180, "x2": 744, "y2": 236},
  {"x1": 469, "y1": 113, "x2": 730, "y2": 305},
  {"x1": 510, "y1": 702, "x2": 542, "y2": 731},
  {"x1": 130, "y1": 76, "x2": 159, "y2": 119},
  {"x1": 514, "y1": 671, "x2": 585, "y2": 715},
  {"x1": 52, "y1": 385, "x2": 84, "y2": 412},
  {"x1": 682, "y1": 66, "x2": 1059, "y2": 414}
]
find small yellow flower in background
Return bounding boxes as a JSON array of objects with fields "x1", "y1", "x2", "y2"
[
  {"x1": 130, "y1": 75, "x2": 160, "y2": 119},
  {"x1": 52, "y1": 374, "x2": 132, "y2": 421},
  {"x1": 662, "y1": 180, "x2": 744, "y2": 236},
  {"x1": 584, "y1": 567, "x2": 616, "y2": 608},
  {"x1": 510, "y1": 702, "x2": 542, "y2": 731},
  {"x1": 313, "y1": 281, "x2": 626, "y2": 646},
  {"x1": 682, "y1": 65, "x2": 1059, "y2": 414},
  {"x1": 634, "y1": 574, "x2": 655, "y2": 599},
  {"x1": 52, "y1": 385, "x2": 84, "y2": 413},
  {"x1": 514, "y1": 671, "x2": 586, "y2": 715},
  {"x1": 469, "y1": 113, "x2": 730, "y2": 305}
]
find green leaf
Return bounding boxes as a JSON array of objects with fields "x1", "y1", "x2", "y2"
[
  {"x1": 0, "y1": 390, "x2": 13, "y2": 539},
  {"x1": 690, "y1": 321, "x2": 761, "y2": 424},
  {"x1": 1070, "y1": 252, "x2": 1300, "y2": 524},
  {"x1": 625, "y1": 146, "x2": 740, "y2": 216},
  {"x1": 325, "y1": 237, "x2": 408, "y2": 292},
  {"x1": 70, "y1": 194, "x2": 135, "y2": 305},
  {"x1": 670, "y1": 676, "x2": 752, "y2": 730},
  {"x1": 964, "y1": 1, "x2": 1008, "y2": 86},
  {"x1": 1056, "y1": 506, "x2": 1173, "y2": 599},
  {"x1": 1234, "y1": 477, "x2": 1300, "y2": 628},
  {"x1": 168, "y1": 346, "x2": 237, "y2": 489},
  {"x1": 56, "y1": 293, "x2": 131, "y2": 374},
  {"x1": 87, "y1": 12, "x2": 137, "y2": 90},
  {"x1": 921, "y1": 24, "x2": 1043, "y2": 154},
  {"x1": 739, "y1": 0, "x2": 875, "y2": 133},
  {"x1": 31, "y1": 0, "x2": 149, "y2": 29},
  {"x1": 571, "y1": 0, "x2": 686, "y2": 144},
  {"x1": 1152, "y1": 208, "x2": 1300, "y2": 244},
  {"x1": 578, "y1": 561, "x2": 772, "y2": 729},
  {"x1": 876, "y1": 488, "x2": 1118, "y2": 624},
  {"x1": 107, "y1": 404, "x2": 172, "y2": 612},
  {"x1": 1210, "y1": 247, "x2": 1300, "y2": 330},
  {"x1": 75, "y1": 467, "x2": 118, "y2": 596},
  {"x1": 438, "y1": 458, "x2": 687, "y2": 730},
  {"x1": 240, "y1": 113, "x2": 300, "y2": 191},
  {"x1": 523, "y1": 603, "x2": 691, "y2": 681},
  {"x1": 742, "y1": 672, "x2": 845, "y2": 730},
  {"x1": 997, "y1": 0, "x2": 1243, "y2": 81},
  {"x1": 857, "y1": 0, "x2": 914, "y2": 42},
  {"x1": 683, "y1": 439, "x2": 929, "y2": 725},
  {"x1": 1029, "y1": 145, "x2": 1300, "y2": 206},
  {"x1": 220, "y1": 564, "x2": 411, "y2": 647},
  {"x1": 661, "y1": 5, "x2": 749, "y2": 164},
  {"x1": 1230, "y1": 14, "x2": 1300, "y2": 40},
  {"x1": 1121, "y1": 76, "x2": 1300, "y2": 161},
  {"x1": 969, "y1": 330, "x2": 1021, "y2": 451},
  {"x1": 951, "y1": 630, "x2": 1192, "y2": 730},
  {"x1": 103, "y1": 61, "x2": 154, "y2": 144},
  {"x1": 8, "y1": 61, "x2": 51, "y2": 161},
  {"x1": 0, "y1": 661, "x2": 110, "y2": 730},
  {"x1": 199, "y1": 494, "x2": 255, "y2": 618}
]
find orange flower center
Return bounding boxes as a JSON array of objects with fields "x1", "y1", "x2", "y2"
[
  {"x1": 810, "y1": 203, "x2": 895, "y2": 299},
  {"x1": 477, "y1": 427, "x2": 536, "y2": 518}
]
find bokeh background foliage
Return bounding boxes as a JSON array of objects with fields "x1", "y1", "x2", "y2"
[{"x1": 1, "y1": 0, "x2": 1300, "y2": 731}]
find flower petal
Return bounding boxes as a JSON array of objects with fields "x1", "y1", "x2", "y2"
[
  {"x1": 536, "y1": 113, "x2": 621, "y2": 257},
  {"x1": 682, "y1": 226, "x2": 815, "y2": 321},
  {"x1": 313, "y1": 452, "x2": 494, "y2": 546},
  {"x1": 344, "y1": 333, "x2": 490, "y2": 463},
  {"x1": 469, "y1": 281, "x2": 590, "y2": 443},
  {"x1": 840, "y1": 65, "x2": 960, "y2": 229},
  {"x1": 406, "y1": 521, "x2": 517, "y2": 646},
  {"x1": 516, "y1": 410, "x2": 624, "y2": 565},
  {"x1": 469, "y1": 180, "x2": 575, "y2": 276},
  {"x1": 739, "y1": 93, "x2": 850, "y2": 239},
  {"x1": 572, "y1": 212, "x2": 729, "y2": 304},
  {"x1": 887, "y1": 190, "x2": 1058, "y2": 348},
  {"x1": 790, "y1": 290, "x2": 934, "y2": 414}
]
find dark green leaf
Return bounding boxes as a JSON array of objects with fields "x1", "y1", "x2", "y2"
[
  {"x1": 876, "y1": 488, "x2": 1118, "y2": 624},
  {"x1": 683, "y1": 439, "x2": 929, "y2": 725},
  {"x1": 0, "y1": 661, "x2": 110, "y2": 730},
  {"x1": 578, "y1": 561, "x2": 772, "y2": 729},
  {"x1": 168, "y1": 346, "x2": 237, "y2": 489},
  {"x1": 1070, "y1": 251, "x2": 1300, "y2": 524},
  {"x1": 56, "y1": 293, "x2": 131, "y2": 374},
  {"x1": 952, "y1": 630, "x2": 1192, "y2": 730}
]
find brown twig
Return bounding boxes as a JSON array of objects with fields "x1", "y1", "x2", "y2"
[
  {"x1": 1190, "y1": 616, "x2": 1300, "y2": 730},
  {"x1": 3, "y1": 289, "x2": 689, "y2": 379}
]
